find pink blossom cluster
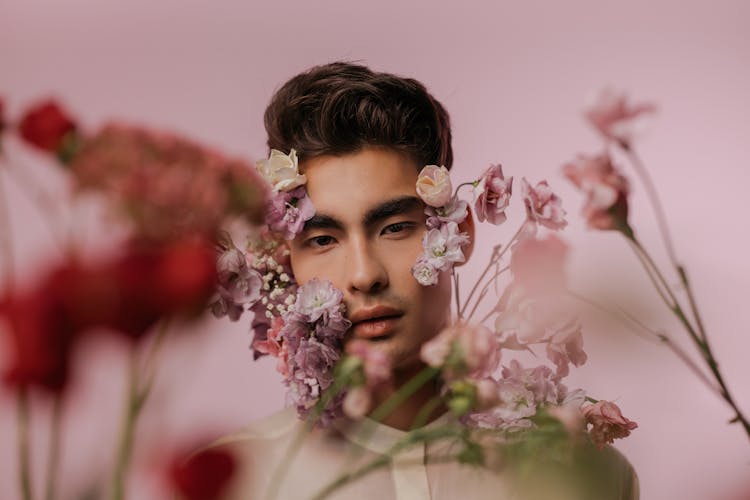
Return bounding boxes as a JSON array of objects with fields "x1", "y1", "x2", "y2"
[
  {"x1": 412, "y1": 165, "x2": 471, "y2": 286},
  {"x1": 269, "y1": 279, "x2": 352, "y2": 425}
]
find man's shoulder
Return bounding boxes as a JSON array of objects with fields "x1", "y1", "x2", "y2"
[{"x1": 212, "y1": 407, "x2": 299, "y2": 449}]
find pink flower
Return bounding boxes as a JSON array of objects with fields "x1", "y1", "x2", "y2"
[
  {"x1": 509, "y1": 234, "x2": 568, "y2": 294},
  {"x1": 343, "y1": 386, "x2": 372, "y2": 419},
  {"x1": 412, "y1": 259, "x2": 439, "y2": 286},
  {"x1": 521, "y1": 178, "x2": 567, "y2": 230},
  {"x1": 346, "y1": 339, "x2": 393, "y2": 388},
  {"x1": 562, "y1": 153, "x2": 630, "y2": 232},
  {"x1": 583, "y1": 400, "x2": 638, "y2": 449},
  {"x1": 420, "y1": 323, "x2": 500, "y2": 380},
  {"x1": 548, "y1": 404, "x2": 585, "y2": 434},
  {"x1": 421, "y1": 221, "x2": 470, "y2": 272},
  {"x1": 425, "y1": 196, "x2": 468, "y2": 229},
  {"x1": 416, "y1": 165, "x2": 453, "y2": 207},
  {"x1": 585, "y1": 88, "x2": 656, "y2": 146},
  {"x1": 473, "y1": 164, "x2": 513, "y2": 225},
  {"x1": 545, "y1": 321, "x2": 587, "y2": 378}
]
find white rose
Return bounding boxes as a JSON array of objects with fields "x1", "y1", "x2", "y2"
[
  {"x1": 416, "y1": 165, "x2": 452, "y2": 207},
  {"x1": 256, "y1": 148, "x2": 306, "y2": 192}
]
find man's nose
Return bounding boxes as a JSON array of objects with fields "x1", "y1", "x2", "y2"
[{"x1": 346, "y1": 238, "x2": 388, "y2": 294}]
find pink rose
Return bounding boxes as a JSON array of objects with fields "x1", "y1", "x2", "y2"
[
  {"x1": 585, "y1": 88, "x2": 656, "y2": 146},
  {"x1": 521, "y1": 178, "x2": 567, "y2": 230},
  {"x1": 416, "y1": 165, "x2": 452, "y2": 207},
  {"x1": 562, "y1": 153, "x2": 630, "y2": 232},
  {"x1": 583, "y1": 400, "x2": 638, "y2": 449},
  {"x1": 473, "y1": 164, "x2": 513, "y2": 225}
]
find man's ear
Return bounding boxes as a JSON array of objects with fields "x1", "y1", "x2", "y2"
[{"x1": 456, "y1": 207, "x2": 475, "y2": 265}]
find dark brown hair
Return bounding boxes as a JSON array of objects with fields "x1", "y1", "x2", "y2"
[{"x1": 264, "y1": 61, "x2": 453, "y2": 170}]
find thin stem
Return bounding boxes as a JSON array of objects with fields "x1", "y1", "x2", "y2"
[
  {"x1": 678, "y1": 265, "x2": 709, "y2": 343},
  {"x1": 626, "y1": 237, "x2": 676, "y2": 309},
  {"x1": 410, "y1": 396, "x2": 444, "y2": 431},
  {"x1": 17, "y1": 388, "x2": 34, "y2": 500},
  {"x1": 368, "y1": 366, "x2": 440, "y2": 424},
  {"x1": 468, "y1": 264, "x2": 510, "y2": 322},
  {"x1": 566, "y1": 291, "x2": 719, "y2": 394},
  {"x1": 45, "y1": 396, "x2": 63, "y2": 500},
  {"x1": 453, "y1": 269, "x2": 462, "y2": 320},
  {"x1": 621, "y1": 145, "x2": 680, "y2": 272},
  {"x1": 111, "y1": 349, "x2": 141, "y2": 500},
  {"x1": 460, "y1": 222, "x2": 526, "y2": 318},
  {"x1": 1, "y1": 160, "x2": 67, "y2": 252}
]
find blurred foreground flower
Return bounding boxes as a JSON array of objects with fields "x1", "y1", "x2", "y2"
[
  {"x1": 18, "y1": 99, "x2": 78, "y2": 156},
  {"x1": 169, "y1": 447, "x2": 238, "y2": 500},
  {"x1": 584, "y1": 87, "x2": 656, "y2": 146}
]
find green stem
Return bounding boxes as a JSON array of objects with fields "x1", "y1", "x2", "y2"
[
  {"x1": 111, "y1": 349, "x2": 142, "y2": 500},
  {"x1": 627, "y1": 237, "x2": 750, "y2": 439},
  {"x1": 368, "y1": 366, "x2": 440, "y2": 424},
  {"x1": 45, "y1": 396, "x2": 63, "y2": 500},
  {"x1": 410, "y1": 396, "x2": 444, "y2": 431},
  {"x1": 17, "y1": 388, "x2": 34, "y2": 500}
]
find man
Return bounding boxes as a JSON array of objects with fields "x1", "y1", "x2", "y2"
[{"x1": 212, "y1": 62, "x2": 637, "y2": 500}]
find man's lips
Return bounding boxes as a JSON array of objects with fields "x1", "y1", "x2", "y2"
[{"x1": 349, "y1": 305, "x2": 404, "y2": 339}]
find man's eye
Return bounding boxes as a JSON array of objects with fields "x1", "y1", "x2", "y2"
[
  {"x1": 382, "y1": 222, "x2": 415, "y2": 235},
  {"x1": 306, "y1": 235, "x2": 336, "y2": 248}
]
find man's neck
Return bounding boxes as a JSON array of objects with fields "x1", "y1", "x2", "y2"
[{"x1": 367, "y1": 363, "x2": 447, "y2": 431}]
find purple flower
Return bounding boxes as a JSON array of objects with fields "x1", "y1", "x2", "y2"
[
  {"x1": 211, "y1": 241, "x2": 261, "y2": 322},
  {"x1": 266, "y1": 187, "x2": 315, "y2": 240},
  {"x1": 473, "y1": 164, "x2": 513, "y2": 225},
  {"x1": 293, "y1": 337, "x2": 340, "y2": 384}
]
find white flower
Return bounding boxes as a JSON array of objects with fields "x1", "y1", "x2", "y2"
[
  {"x1": 256, "y1": 148, "x2": 306, "y2": 192},
  {"x1": 412, "y1": 259, "x2": 439, "y2": 286},
  {"x1": 422, "y1": 221, "x2": 470, "y2": 271}
]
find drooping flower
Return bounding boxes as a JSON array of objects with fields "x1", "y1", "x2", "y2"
[
  {"x1": 521, "y1": 178, "x2": 567, "y2": 230},
  {"x1": 545, "y1": 321, "x2": 588, "y2": 378},
  {"x1": 416, "y1": 165, "x2": 453, "y2": 207},
  {"x1": 583, "y1": 400, "x2": 638, "y2": 449},
  {"x1": 421, "y1": 221, "x2": 470, "y2": 272},
  {"x1": 562, "y1": 153, "x2": 630, "y2": 232},
  {"x1": 473, "y1": 164, "x2": 513, "y2": 225},
  {"x1": 18, "y1": 99, "x2": 77, "y2": 154},
  {"x1": 168, "y1": 446, "x2": 237, "y2": 500},
  {"x1": 584, "y1": 88, "x2": 656, "y2": 146},
  {"x1": 255, "y1": 148, "x2": 306, "y2": 192},
  {"x1": 265, "y1": 187, "x2": 315, "y2": 240}
]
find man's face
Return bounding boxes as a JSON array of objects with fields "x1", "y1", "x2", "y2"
[{"x1": 288, "y1": 147, "x2": 452, "y2": 371}]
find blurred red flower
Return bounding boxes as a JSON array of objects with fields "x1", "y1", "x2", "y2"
[
  {"x1": 70, "y1": 123, "x2": 266, "y2": 241},
  {"x1": 18, "y1": 99, "x2": 77, "y2": 153},
  {"x1": 0, "y1": 97, "x2": 6, "y2": 135},
  {"x1": 168, "y1": 447, "x2": 237, "y2": 500},
  {"x1": 0, "y1": 262, "x2": 92, "y2": 393}
]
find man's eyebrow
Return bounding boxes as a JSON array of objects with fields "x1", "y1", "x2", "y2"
[
  {"x1": 302, "y1": 214, "x2": 345, "y2": 232},
  {"x1": 363, "y1": 195, "x2": 423, "y2": 227}
]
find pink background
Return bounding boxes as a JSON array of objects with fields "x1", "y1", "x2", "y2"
[{"x1": 2, "y1": 0, "x2": 749, "y2": 498}]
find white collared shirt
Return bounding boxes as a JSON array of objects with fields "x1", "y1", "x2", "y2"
[{"x1": 212, "y1": 408, "x2": 638, "y2": 500}]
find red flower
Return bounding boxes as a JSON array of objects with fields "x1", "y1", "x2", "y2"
[
  {"x1": 169, "y1": 447, "x2": 237, "y2": 500},
  {"x1": 156, "y1": 236, "x2": 217, "y2": 314},
  {"x1": 0, "y1": 261, "x2": 93, "y2": 393},
  {"x1": 18, "y1": 99, "x2": 77, "y2": 153}
]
